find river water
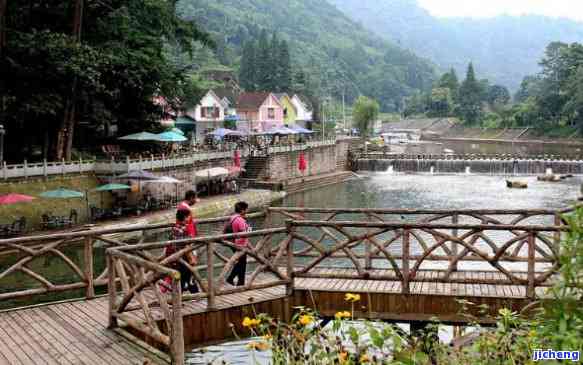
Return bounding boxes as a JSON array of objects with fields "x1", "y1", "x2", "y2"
[{"x1": 186, "y1": 172, "x2": 581, "y2": 364}]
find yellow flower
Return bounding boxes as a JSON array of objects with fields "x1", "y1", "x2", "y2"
[
  {"x1": 298, "y1": 314, "x2": 314, "y2": 326},
  {"x1": 246, "y1": 341, "x2": 270, "y2": 351},
  {"x1": 242, "y1": 317, "x2": 261, "y2": 327},
  {"x1": 360, "y1": 354, "x2": 370, "y2": 363},
  {"x1": 262, "y1": 334, "x2": 272, "y2": 340},
  {"x1": 339, "y1": 351, "x2": 348, "y2": 363},
  {"x1": 335, "y1": 311, "x2": 351, "y2": 320},
  {"x1": 345, "y1": 293, "x2": 361, "y2": 302}
]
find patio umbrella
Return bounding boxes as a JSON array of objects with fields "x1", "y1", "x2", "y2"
[
  {"x1": 289, "y1": 125, "x2": 314, "y2": 134},
  {"x1": 40, "y1": 188, "x2": 84, "y2": 199},
  {"x1": 93, "y1": 183, "x2": 132, "y2": 192},
  {"x1": 169, "y1": 128, "x2": 185, "y2": 135},
  {"x1": 299, "y1": 152, "x2": 308, "y2": 173},
  {"x1": 0, "y1": 193, "x2": 36, "y2": 205},
  {"x1": 146, "y1": 176, "x2": 183, "y2": 201},
  {"x1": 209, "y1": 128, "x2": 245, "y2": 138},
  {"x1": 154, "y1": 131, "x2": 188, "y2": 142},
  {"x1": 116, "y1": 170, "x2": 158, "y2": 180},
  {"x1": 118, "y1": 132, "x2": 158, "y2": 141}
]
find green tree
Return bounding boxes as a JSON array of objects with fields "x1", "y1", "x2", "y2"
[
  {"x1": 278, "y1": 40, "x2": 292, "y2": 92},
  {"x1": 458, "y1": 63, "x2": 483, "y2": 124},
  {"x1": 428, "y1": 87, "x2": 453, "y2": 117},
  {"x1": 256, "y1": 29, "x2": 271, "y2": 90},
  {"x1": 487, "y1": 85, "x2": 511, "y2": 106},
  {"x1": 352, "y1": 96, "x2": 380, "y2": 137},
  {"x1": 239, "y1": 40, "x2": 257, "y2": 91},
  {"x1": 437, "y1": 68, "x2": 459, "y2": 102}
]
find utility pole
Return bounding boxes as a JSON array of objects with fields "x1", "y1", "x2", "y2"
[{"x1": 342, "y1": 89, "x2": 346, "y2": 133}]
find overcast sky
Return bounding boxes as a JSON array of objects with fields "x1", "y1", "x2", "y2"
[{"x1": 417, "y1": 0, "x2": 583, "y2": 22}]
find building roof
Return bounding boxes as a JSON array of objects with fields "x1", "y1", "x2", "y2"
[
  {"x1": 236, "y1": 92, "x2": 272, "y2": 110},
  {"x1": 293, "y1": 94, "x2": 314, "y2": 111},
  {"x1": 274, "y1": 93, "x2": 290, "y2": 101}
]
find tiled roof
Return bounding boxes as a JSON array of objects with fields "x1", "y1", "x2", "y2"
[{"x1": 236, "y1": 92, "x2": 271, "y2": 109}]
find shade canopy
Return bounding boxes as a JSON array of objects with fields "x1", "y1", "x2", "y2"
[
  {"x1": 146, "y1": 176, "x2": 182, "y2": 184},
  {"x1": 0, "y1": 193, "x2": 36, "y2": 205},
  {"x1": 175, "y1": 116, "x2": 196, "y2": 126},
  {"x1": 93, "y1": 183, "x2": 131, "y2": 192},
  {"x1": 169, "y1": 128, "x2": 185, "y2": 135},
  {"x1": 118, "y1": 132, "x2": 158, "y2": 141},
  {"x1": 264, "y1": 127, "x2": 299, "y2": 135},
  {"x1": 40, "y1": 188, "x2": 84, "y2": 199},
  {"x1": 195, "y1": 167, "x2": 230, "y2": 180},
  {"x1": 208, "y1": 128, "x2": 245, "y2": 138},
  {"x1": 117, "y1": 170, "x2": 158, "y2": 180},
  {"x1": 289, "y1": 125, "x2": 314, "y2": 134},
  {"x1": 154, "y1": 131, "x2": 188, "y2": 142}
]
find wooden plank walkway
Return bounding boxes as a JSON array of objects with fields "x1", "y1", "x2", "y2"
[{"x1": 0, "y1": 268, "x2": 552, "y2": 364}]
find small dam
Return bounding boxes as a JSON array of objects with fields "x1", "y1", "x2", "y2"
[{"x1": 357, "y1": 154, "x2": 583, "y2": 175}]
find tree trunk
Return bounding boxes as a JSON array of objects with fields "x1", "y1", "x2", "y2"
[
  {"x1": 55, "y1": 0, "x2": 83, "y2": 160},
  {"x1": 0, "y1": 0, "x2": 6, "y2": 57}
]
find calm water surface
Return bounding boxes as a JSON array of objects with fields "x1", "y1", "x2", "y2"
[{"x1": 186, "y1": 172, "x2": 581, "y2": 364}]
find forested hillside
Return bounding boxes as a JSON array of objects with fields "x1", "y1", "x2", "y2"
[
  {"x1": 176, "y1": 0, "x2": 436, "y2": 111},
  {"x1": 329, "y1": 0, "x2": 583, "y2": 91}
]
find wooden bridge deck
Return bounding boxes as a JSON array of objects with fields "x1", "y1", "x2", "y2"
[{"x1": 0, "y1": 268, "x2": 552, "y2": 364}]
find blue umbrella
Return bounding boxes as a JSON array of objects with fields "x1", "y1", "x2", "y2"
[
  {"x1": 117, "y1": 170, "x2": 158, "y2": 180},
  {"x1": 169, "y1": 128, "x2": 185, "y2": 135},
  {"x1": 264, "y1": 127, "x2": 298, "y2": 135},
  {"x1": 40, "y1": 188, "x2": 84, "y2": 199},
  {"x1": 289, "y1": 125, "x2": 314, "y2": 134},
  {"x1": 93, "y1": 183, "x2": 132, "y2": 192},
  {"x1": 118, "y1": 132, "x2": 158, "y2": 141},
  {"x1": 209, "y1": 128, "x2": 245, "y2": 138},
  {"x1": 154, "y1": 131, "x2": 188, "y2": 142}
]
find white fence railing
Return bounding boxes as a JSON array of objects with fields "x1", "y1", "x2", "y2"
[{"x1": 0, "y1": 140, "x2": 340, "y2": 180}]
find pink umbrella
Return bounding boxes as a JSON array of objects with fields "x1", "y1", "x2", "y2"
[
  {"x1": 233, "y1": 150, "x2": 241, "y2": 168},
  {"x1": 0, "y1": 193, "x2": 36, "y2": 205},
  {"x1": 298, "y1": 152, "x2": 307, "y2": 172}
]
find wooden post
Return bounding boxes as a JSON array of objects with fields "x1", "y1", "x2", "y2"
[
  {"x1": 402, "y1": 229, "x2": 410, "y2": 294},
  {"x1": 170, "y1": 277, "x2": 185, "y2": 365},
  {"x1": 107, "y1": 255, "x2": 117, "y2": 328},
  {"x1": 285, "y1": 220, "x2": 295, "y2": 296},
  {"x1": 126, "y1": 156, "x2": 130, "y2": 173},
  {"x1": 527, "y1": 232, "x2": 535, "y2": 300},
  {"x1": 451, "y1": 213, "x2": 459, "y2": 272},
  {"x1": 84, "y1": 236, "x2": 95, "y2": 299},
  {"x1": 207, "y1": 241, "x2": 216, "y2": 310}
]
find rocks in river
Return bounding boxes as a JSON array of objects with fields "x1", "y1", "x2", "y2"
[
  {"x1": 506, "y1": 180, "x2": 528, "y2": 189},
  {"x1": 537, "y1": 174, "x2": 573, "y2": 182}
]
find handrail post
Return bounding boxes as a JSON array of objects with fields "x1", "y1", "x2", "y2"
[
  {"x1": 527, "y1": 231, "x2": 535, "y2": 300},
  {"x1": 451, "y1": 213, "x2": 459, "y2": 272},
  {"x1": 285, "y1": 220, "x2": 295, "y2": 296},
  {"x1": 107, "y1": 254, "x2": 117, "y2": 329},
  {"x1": 402, "y1": 228, "x2": 410, "y2": 294},
  {"x1": 171, "y1": 276, "x2": 185, "y2": 365},
  {"x1": 207, "y1": 241, "x2": 216, "y2": 310},
  {"x1": 84, "y1": 236, "x2": 95, "y2": 299}
]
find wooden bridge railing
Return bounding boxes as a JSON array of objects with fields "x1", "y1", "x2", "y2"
[
  {"x1": 286, "y1": 220, "x2": 566, "y2": 299},
  {"x1": 0, "y1": 212, "x2": 265, "y2": 303},
  {"x1": 106, "y1": 227, "x2": 291, "y2": 364}
]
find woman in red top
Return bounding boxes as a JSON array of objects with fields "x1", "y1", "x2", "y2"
[{"x1": 226, "y1": 201, "x2": 250, "y2": 286}]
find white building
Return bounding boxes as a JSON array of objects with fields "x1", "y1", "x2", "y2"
[
  {"x1": 186, "y1": 90, "x2": 225, "y2": 142},
  {"x1": 291, "y1": 94, "x2": 313, "y2": 128}
]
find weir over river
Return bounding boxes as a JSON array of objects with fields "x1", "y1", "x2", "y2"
[
  {"x1": 357, "y1": 154, "x2": 583, "y2": 175},
  {"x1": 0, "y1": 173, "x2": 580, "y2": 364}
]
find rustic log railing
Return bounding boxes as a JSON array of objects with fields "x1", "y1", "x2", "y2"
[
  {"x1": 106, "y1": 228, "x2": 291, "y2": 363},
  {"x1": 103, "y1": 214, "x2": 568, "y2": 364},
  {"x1": 0, "y1": 212, "x2": 265, "y2": 303}
]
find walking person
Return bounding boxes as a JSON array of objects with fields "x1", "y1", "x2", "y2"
[
  {"x1": 225, "y1": 201, "x2": 251, "y2": 286},
  {"x1": 161, "y1": 209, "x2": 199, "y2": 294},
  {"x1": 177, "y1": 190, "x2": 198, "y2": 237}
]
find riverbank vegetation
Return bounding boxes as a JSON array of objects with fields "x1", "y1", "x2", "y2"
[{"x1": 240, "y1": 209, "x2": 583, "y2": 364}]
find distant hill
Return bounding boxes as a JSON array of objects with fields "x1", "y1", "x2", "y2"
[
  {"x1": 329, "y1": 0, "x2": 583, "y2": 90},
  {"x1": 177, "y1": 0, "x2": 437, "y2": 111}
]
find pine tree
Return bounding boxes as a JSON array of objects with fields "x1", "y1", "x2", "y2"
[
  {"x1": 279, "y1": 40, "x2": 292, "y2": 92},
  {"x1": 256, "y1": 29, "x2": 271, "y2": 90},
  {"x1": 438, "y1": 68, "x2": 459, "y2": 102},
  {"x1": 268, "y1": 32, "x2": 279, "y2": 91},
  {"x1": 239, "y1": 40, "x2": 257, "y2": 91},
  {"x1": 459, "y1": 63, "x2": 483, "y2": 125}
]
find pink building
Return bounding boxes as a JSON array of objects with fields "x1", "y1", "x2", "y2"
[{"x1": 236, "y1": 92, "x2": 284, "y2": 133}]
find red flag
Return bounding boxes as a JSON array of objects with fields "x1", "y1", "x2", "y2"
[
  {"x1": 298, "y1": 152, "x2": 307, "y2": 172},
  {"x1": 233, "y1": 150, "x2": 241, "y2": 168}
]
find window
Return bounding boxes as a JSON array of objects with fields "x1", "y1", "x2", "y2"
[
  {"x1": 268, "y1": 108, "x2": 275, "y2": 119},
  {"x1": 283, "y1": 108, "x2": 288, "y2": 118},
  {"x1": 201, "y1": 106, "x2": 219, "y2": 118}
]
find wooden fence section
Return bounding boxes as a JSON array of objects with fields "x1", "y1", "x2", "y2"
[{"x1": 0, "y1": 213, "x2": 264, "y2": 303}]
